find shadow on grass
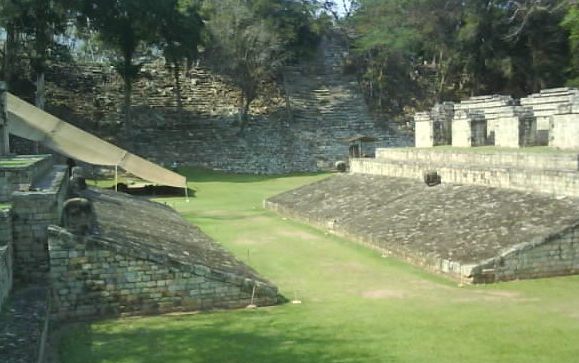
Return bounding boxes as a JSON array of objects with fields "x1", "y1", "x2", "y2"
[{"x1": 59, "y1": 313, "x2": 392, "y2": 363}]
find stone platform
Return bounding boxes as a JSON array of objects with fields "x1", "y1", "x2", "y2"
[
  {"x1": 265, "y1": 174, "x2": 579, "y2": 283},
  {"x1": 351, "y1": 148, "x2": 579, "y2": 197},
  {"x1": 49, "y1": 188, "x2": 279, "y2": 319}
]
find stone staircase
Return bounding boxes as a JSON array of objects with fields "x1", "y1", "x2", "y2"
[
  {"x1": 282, "y1": 35, "x2": 410, "y2": 165},
  {"x1": 42, "y1": 34, "x2": 408, "y2": 174}
]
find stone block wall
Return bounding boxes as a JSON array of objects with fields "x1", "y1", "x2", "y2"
[
  {"x1": 350, "y1": 157, "x2": 579, "y2": 197},
  {"x1": 414, "y1": 112, "x2": 434, "y2": 148},
  {"x1": 521, "y1": 87, "x2": 579, "y2": 144},
  {"x1": 472, "y1": 224, "x2": 579, "y2": 283},
  {"x1": 551, "y1": 103, "x2": 579, "y2": 149},
  {"x1": 374, "y1": 148, "x2": 578, "y2": 171},
  {"x1": 48, "y1": 227, "x2": 278, "y2": 320},
  {"x1": 494, "y1": 107, "x2": 537, "y2": 148},
  {"x1": 0, "y1": 155, "x2": 54, "y2": 202},
  {"x1": 0, "y1": 244, "x2": 12, "y2": 311},
  {"x1": 452, "y1": 111, "x2": 487, "y2": 147},
  {"x1": 0, "y1": 209, "x2": 13, "y2": 311},
  {"x1": 12, "y1": 165, "x2": 69, "y2": 283}
]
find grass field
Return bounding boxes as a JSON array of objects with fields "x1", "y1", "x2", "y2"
[{"x1": 59, "y1": 168, "x2": 579, "y2": 363}]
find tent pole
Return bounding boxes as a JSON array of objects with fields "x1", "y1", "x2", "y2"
[
  {"x1": 115, "y1": 165, "x2": 118, "y2": 192},
  {"x1": 184, "y1": 183, "x2": 190, "y2": 203}
]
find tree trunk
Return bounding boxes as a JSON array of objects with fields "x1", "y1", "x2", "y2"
[
  {"x1": 4, "y1": 23, "x2": 18, "y2": 88},
  {"x1": 35, "y1": 72, "x2": 46, "y2": 110},
  {"x1": 238, "y1": 97, "x2": 252, "y2": 135},
  {"x1": 123, "y1": 76, "x2": 132, "y2": 125},
  {"x1": 33, "y1": 71, "x2": 46, "y2": 154},
  {"x1": 172, "y1": 62, "x2": 183, "y2": 109}
]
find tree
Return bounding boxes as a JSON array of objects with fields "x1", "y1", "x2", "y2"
[
  {"x1": 204, "y1": 0, "x2": 286, "y2": 134},
  {"x1": 0, "y1": 0, "x2": 71, "y2": 105},
  {"x1": 562, "y1": 3, "x2": 579, "y2": 86},
  {"x1": 78, "y1": 0, "x2": 158, "y2": 124},
  {"x1": 155, "y1": 0, "x2": 204, "y2": 109}
]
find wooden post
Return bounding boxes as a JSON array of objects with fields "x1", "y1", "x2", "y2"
[{"x1": 0, "y1": 82, "x2": 10, "y2": 155}]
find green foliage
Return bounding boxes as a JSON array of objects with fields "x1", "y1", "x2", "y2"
[
  {"x1": 0, "y1": 0, "x2": 73, "y2": 89},
  {"x1": 57, "y1": 169, "x2": 579, "y2": 363},
  {"x1": 562, "y1": 4, "x2": 579, "y2": 86},
  {"x1": 204, "y1": 0, "x2": 287, "y2": 133},
  {"x1": 250, "y1": 0, "x2": 324, "y2": 60},
  {"x1": 348, "y1": 0, "x2": 574, "y2": 120}
]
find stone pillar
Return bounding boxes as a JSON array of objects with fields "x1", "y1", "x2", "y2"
[
  {"x1": 431, "y1": 102, "x2": 454, "y2": 146},
  {"x1": 0, "y1": 82, "x2": 10, "y2": 155},
  {"x1": 452, "y1": 110, "x2": 487, "y2": 147},
  {"x1": 414, "y1": 112, "x2": 434, "y2": 148},
  {"x1": 494, "y1": 107, "x2": 536, "y2": 148},
  {"x1": 550, "y1": 101, "x2": 579, "y2": 150}
]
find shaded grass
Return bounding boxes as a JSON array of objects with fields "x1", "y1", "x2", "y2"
[{"x1": 59, "y1": 168, "x2": 579, "y2": 363}]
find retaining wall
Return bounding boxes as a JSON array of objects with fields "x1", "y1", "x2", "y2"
[
  {"x1": 375, "y1": 148, "x2": 579, "y2": 170},
  {"x1": 0, "y1": 209, "x2": 12, "y2": 311},
  {"x1": 48, "y1": 227, "x2": 279, "y2": 320},
  {"x1": 351, "y1": 158, "x2": 579, "y2": 197},
  {"x1": 0, "y1": 244, "x2": 12, "y2": 311},
  {"x1": 12, "y1": 165, "x2": 69, "y2": 283},
  {"x1": 473, "y1": 224, "x2": 579, "y2": 283},
  {"x1": 0, "y1": 155, "x2": 54, "y2": 202}
]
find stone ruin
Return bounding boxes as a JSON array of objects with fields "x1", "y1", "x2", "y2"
[
  {"x1": 414, "y1": 87, "x2": 579, "y2": 150},
  {"x1": 0, "y1": 86, "x2": 278, "y2": 362},
  {"x1": 268, "y1": 144, "x2": 579, "y2": 284}
]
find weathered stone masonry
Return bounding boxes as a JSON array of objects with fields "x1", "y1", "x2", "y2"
[
  {"x1": 48, "y1": 226, "x2": 278, "y2": 320},
  {"x1": 472, "y1": 223, "x2": 579, "y2": 283},
  {"x1": 0, "y1": 209, "x2": 13, "y2": 310},
  {"x1": 11, "y1": 164, "x2": 69, "y2": 283},
  {"x1": 351, "y1": 149, "x2": 579, "y2": 198},
  {"x1": 265, "y1": 174, "x2": 579, "y2": 283}
]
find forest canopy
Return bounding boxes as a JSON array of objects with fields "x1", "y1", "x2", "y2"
[{"x1": 0, "y1": 0, "x2": 577, "y2": 123}]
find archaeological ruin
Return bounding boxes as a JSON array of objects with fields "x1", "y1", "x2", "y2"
[
  {"x1": 0, "y1": 30, "x2": 578, "y2": 362},
  {"x1": 414, "y1": 88, "x2": 579, "y2": 149},
  {"x1": 267, "y1": 145, "x2": 579, "y2": 284},
  {"x1": 0, "y1": 86, "x2": 278, "y2": 362}
]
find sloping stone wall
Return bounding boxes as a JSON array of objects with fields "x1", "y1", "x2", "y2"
[
  {"x1": 473, "y1": 224, "x2": 579, "y2": 283},
  {"x1": 48, "y1": 227, "x2": 278, "y2": 320},
  {"x1": 265, "y1": 174, "x2": 579, "y2": 283}
]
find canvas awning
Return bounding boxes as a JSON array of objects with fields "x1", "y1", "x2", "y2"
[{"x1": 6, "y1": 93, "x2": 187, "y2": 189}]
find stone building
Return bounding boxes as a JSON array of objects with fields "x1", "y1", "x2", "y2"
[{"x1": 414, "y1": 88, "x2": 579, "y2": 150}]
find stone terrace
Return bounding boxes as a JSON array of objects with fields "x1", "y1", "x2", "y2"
[
  {"x1": 265, "y1": 174, "x2": 579, "y2": 283},
  {"x1": 352, "y1": 148, "x2": 579, "y2": 198}
]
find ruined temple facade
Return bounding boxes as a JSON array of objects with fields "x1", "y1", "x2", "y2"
[
  {"x1": 414, "y1": 88, "x2": 579, "y2": 150},
  {"x1": 38, "y1": 35, "x2": 409, "y2": 174}
]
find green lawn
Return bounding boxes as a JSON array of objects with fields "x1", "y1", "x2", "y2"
[{"x1": 59, "y1": 168, "x2": 579, "y2": 363}]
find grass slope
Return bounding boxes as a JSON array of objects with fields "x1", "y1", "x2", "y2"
[{"x1": 59, "y1": 168, "x2": 579, "y2": 363}]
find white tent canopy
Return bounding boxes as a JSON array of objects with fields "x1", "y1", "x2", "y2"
[{"x1": 6, "y1": 93, "x2": 187, "y2": 189}]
